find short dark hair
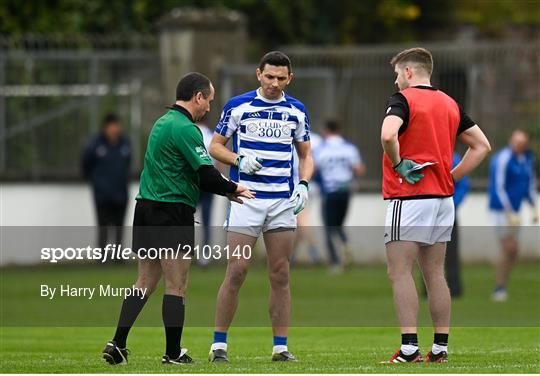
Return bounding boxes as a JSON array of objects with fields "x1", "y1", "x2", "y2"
[
  {"x1": 390, "y1": 47, "x2": 433, "y2": 76},
  {"x1": 325, "y1": 118, "x2": 340, "y2": 133},
  {"x1": 103, "y1": 113, "x2": 119, "y2": 126},
  {"x1": 258, "y1": 51, "x2": 292, "y2": 73},
  {"x1": 176, "y1": 72, "x2": 212, "y2": 101}
]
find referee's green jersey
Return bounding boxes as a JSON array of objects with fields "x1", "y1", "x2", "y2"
[{"x1": 137, "y1": 105, "x2": 213, "y2": 210}]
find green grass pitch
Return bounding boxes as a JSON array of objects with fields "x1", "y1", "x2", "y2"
[{"x1": 1, "y1": 262, "x2": 539, "y2": 373}]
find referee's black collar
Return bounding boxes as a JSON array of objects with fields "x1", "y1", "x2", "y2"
[
  {"x1": 412, "y1": 84, "x2": 438, "y2": 91},
  {"x1": 167, "y1": 104, "x2": 194, "y2": 122}
]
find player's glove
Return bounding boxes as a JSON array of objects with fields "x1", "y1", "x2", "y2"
[
  {"x1": 236, "y1": 155, "x2": 263, "y2": 175},
  {"x1": 505, "y1": 211, "x2": 521, "y2": 227},
  {"x1": 290, "y1": 180, "x2": 309, "y2": 215},
  {"x1": 393, "y1": 159, "x2": 425, "y2": 185}
]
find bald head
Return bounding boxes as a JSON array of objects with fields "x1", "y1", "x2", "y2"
[{"x1": 509, "y1": 129, "x2": 529, "y2": 155}]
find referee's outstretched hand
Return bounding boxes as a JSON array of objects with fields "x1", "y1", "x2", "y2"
[{"x1": 226, "y1": 184, "x2": 255, "y2": 204}]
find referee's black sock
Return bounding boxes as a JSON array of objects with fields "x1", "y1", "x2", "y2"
[
  {"x1": 113, "y1": 293, "x2": 148, "y2": 348},
  {"x1": 162, "y1": 294, "x2": 185, "y2": 359}
]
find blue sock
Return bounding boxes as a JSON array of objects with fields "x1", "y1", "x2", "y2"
[
  {"x1": 273, "y1": 336, "x2": 287, "y2": 346},
  {"x1": 213, "y1": 331, "x2": 227, "y2": 344}
]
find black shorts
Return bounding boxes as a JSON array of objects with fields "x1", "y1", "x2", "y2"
[{"x1": 132, "y1": 199, "x2": 194, "y2": 258}]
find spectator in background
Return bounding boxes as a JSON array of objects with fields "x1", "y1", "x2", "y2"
[
  {"x1": 488, "y1": 129, "x2": 538, "y2": 302},
  {"x1": 291, "y1": 131, "x2": 323, "y2": 266},
  {"x1": 314, "y1": 119, "x2": 365, "y2": 273},
  {"x1": 82, "y1": 114, "x2": 131, "y2": 261}
]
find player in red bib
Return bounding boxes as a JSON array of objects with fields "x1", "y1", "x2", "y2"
[{"x1": 380, "y1": 48, "x2": 491, "y2": 363}]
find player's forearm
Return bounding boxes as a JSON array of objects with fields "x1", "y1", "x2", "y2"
[
  {"x1": 298, "y1": 154, "x2": 314, "y2": 182},
  {"x1": 451, "y1": 145, "x2": 490, "y2": 181},
  {"x1": 381, "y1": 116, "x2": 403, "y2": 166},
  {"x1": 382, "y1": 136, "x2": 401, "y2": 166},
  {"x1": 209, "y1": 142, "x2": 238, "y2": 166}
]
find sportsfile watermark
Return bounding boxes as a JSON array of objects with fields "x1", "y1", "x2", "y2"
[
  {"x1": 40, "y1": 243, "x2": 252, "y2": 263},
  {"x1": 1, "y1": 226, "x2": 538, "y2": 327}
]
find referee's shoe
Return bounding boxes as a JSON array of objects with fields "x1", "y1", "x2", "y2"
[
  {"x1": 162, "y1": 348, "x2": 193, "y2": 364},
  {"x1": 102, "y1": 340, "x2": 129, "y2": 365}
]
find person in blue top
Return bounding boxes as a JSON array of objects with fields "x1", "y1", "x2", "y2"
[
  {"x1": 82, "y1": 114, "x2": 131, "y2": 261},
  {"x1": 488, "y1": 129, "x2": 538, "y2": 302}
]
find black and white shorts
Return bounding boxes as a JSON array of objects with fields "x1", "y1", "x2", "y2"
[{"x1": 384, "y1": 197, "x2": 455, "y2": 246}]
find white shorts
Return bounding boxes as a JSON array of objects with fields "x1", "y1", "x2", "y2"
[
  {"x1": 224, "y1": 197, "x2": 296, "y2": 238},
  {"x1": 384, "y1": 197, "x2": 455, "y2": 246},
  {"x1": 490, "y1": 210, "x2": 520, "y2": 238}
]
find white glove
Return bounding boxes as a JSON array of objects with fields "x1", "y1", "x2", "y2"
[
  {"x1": 237, "y1": 155, "x2": 263, "y2": 175},
  {"x1": 290, "y1": 181, "x2": 309, "y2": 215}
]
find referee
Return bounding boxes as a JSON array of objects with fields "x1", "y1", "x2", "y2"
[{"x1": 102, "y1": 72, "x2": 254, "y2": 365}]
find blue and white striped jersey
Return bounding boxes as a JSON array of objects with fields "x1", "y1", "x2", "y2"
[
  {"x1": 314, "y1": 135, "x2": 361, "y2": 194},
  {"x1": 215, "y1": 89, "x2": 310, "y2": 199}
]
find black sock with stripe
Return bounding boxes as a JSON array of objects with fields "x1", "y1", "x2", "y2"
[
  {"x1": 432, "y1": 333, "x2": 449, "y2": 354},
  {"x1": 400, "y1": 333, "x2": 419, "y2": 358}
]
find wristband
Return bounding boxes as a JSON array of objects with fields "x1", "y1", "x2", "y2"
[
  {"x1": 299, "y1": 180, "x2": 309, "y2": 189},
  {"x1": 234, "y1": 155, "x2": 244, "y2": 167}
]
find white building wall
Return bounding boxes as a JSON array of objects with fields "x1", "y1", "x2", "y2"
[{"x1": 1, "y1": 183, "x2": 538, "y2": 265}]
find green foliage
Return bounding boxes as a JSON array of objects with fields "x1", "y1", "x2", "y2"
[
  {"x1": 1, "y1": 0, "x2": 538, "y2": 45},
  {"x1": 454, "y1": 0, "x2": 540, "y2": 31}
]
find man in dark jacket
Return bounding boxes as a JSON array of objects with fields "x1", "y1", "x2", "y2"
[{"x1": 82, "y1": 114, "x2": 131, "y2": 259}]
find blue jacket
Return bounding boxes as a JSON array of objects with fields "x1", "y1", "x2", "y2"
[
  {"x1": 488, "y1": 146, "x2": 537, "y2": 212},
  {"x1": 452, "y1": 153, "x2": 469, "y2": 209},
  {"x1": 81, "y1": 134, "x2": 131, "y2": 205}
]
